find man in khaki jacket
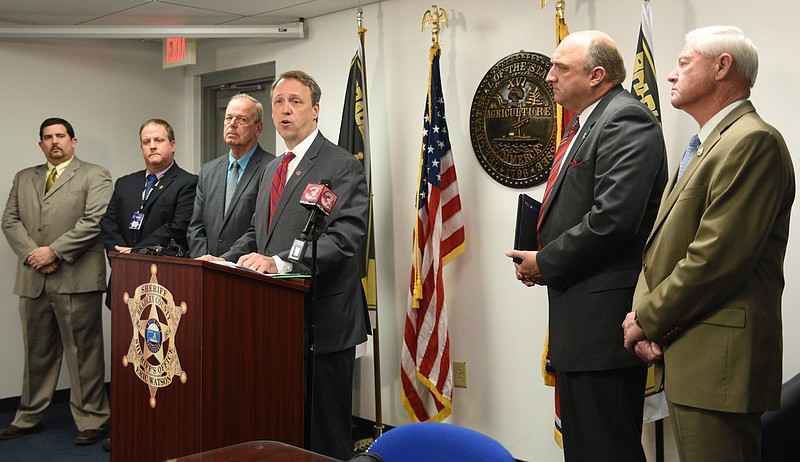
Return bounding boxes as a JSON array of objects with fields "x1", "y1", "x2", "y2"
[
  {"x1": 0, "y1": 118, "x2": 112, "y2": 446},
  {"x1": 623, "y1": 26, "x2": 795, "y2": 461}
]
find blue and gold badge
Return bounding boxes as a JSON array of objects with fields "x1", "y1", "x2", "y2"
[{"x1": 122, "y1": 264, "x2": 188, "y2": 408}]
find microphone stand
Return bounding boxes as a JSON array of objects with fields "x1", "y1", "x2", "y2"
[{"x1": 303, "y1": 215, "x2": 326, "y2": 449}]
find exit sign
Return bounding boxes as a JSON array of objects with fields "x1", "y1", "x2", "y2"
[{"x1": 163, "y1": 38, "x2": 196, "y2": 69}]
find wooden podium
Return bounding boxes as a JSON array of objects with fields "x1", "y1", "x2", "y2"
[{"x1": 109, "y1": 252, "x2": 309, "y2": 462}]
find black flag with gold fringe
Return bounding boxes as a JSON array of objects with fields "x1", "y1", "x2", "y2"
[{"x1": 338, "y1": 27, "x2": 377, "y2": 310}]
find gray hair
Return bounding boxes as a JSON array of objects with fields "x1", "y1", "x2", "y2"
[
  {"x1": 686, "y1": 26, "x2": 758, "y2": 88},
  {"x1": 230, "y1": 93, "x2": 264, "y2": 123}
]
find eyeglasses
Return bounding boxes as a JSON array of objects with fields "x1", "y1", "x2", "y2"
[{"x1": 224, "y1": 115, "x2": 252, "y2": 125}]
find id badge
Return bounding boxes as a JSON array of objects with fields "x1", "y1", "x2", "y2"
[{"x1": 129, "y1": 211, "x2": 145, "y2": 230}]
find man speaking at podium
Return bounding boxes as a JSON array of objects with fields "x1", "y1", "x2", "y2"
[{"x1": 198, "y1": 70, "x2": 369, "y2": 460}]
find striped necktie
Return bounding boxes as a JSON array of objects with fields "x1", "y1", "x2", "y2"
[
  {"x1": 536, "y1": 118, "x2": 581, "y2": 244},
  {"x1": 269, "y1": 152, "x2": 296, "y2": 224}
]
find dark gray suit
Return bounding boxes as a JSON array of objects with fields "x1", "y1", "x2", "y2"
[
  {"x1": 223, "y1": 132, "x2": 368, "y2": 459},
  {"x1": 187, "y1": 145, "x2": 270, "y2": 257},
  {"x1": 536, "y1": 85, "x2": 667, "y2": 461}
]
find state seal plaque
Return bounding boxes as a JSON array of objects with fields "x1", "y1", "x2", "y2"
[
  {"x1": 470, "y1": 51, "x2": 556, "y2": 188},
  {"x1": 122, "y1": 264, "x2": 187, "y2": 408}
]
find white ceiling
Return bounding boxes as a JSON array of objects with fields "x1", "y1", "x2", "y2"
[{"x1": 0, "y1": 0, "x2": 381, "y2": 26}]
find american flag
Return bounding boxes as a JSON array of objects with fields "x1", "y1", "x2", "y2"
[{"x1": 401, "y1": 45, "x2": 465, "y2": 422}]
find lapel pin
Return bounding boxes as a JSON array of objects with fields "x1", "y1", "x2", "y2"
[
  {"x1": 295, "y1": 171, "x2": 301, "y2": 176},
  {"x1": 697, "y1": 147, "x2": 704, "y2": 157}
]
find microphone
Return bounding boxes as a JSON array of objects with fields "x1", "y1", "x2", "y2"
[
  {"x1": 288, "y1": 180, "x2": 338, "y2": 263},
  {"x1": 299, "y1": 179, "x2": 338, "y2": 236}
]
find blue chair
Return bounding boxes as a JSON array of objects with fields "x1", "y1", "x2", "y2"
[{"x1": 366, "y1": 422, "x2": 515, "y2": 462}]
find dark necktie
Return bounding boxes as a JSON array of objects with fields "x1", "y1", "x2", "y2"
[
  {"x1": 143, "y1": 173, "x2": 157, "y2": 201},
  {"x1": 270, "y1": 152, "x2": 296, "y2": 224},
  {"x1": 677, "y1": 135, "x2": 701, "y2": 181},
  {"x1": 224, "y1": 160, "x2": 240, "y2": 216},
  {"x1": 536, "y1": 118, "x2": 581, "y2": 243}
]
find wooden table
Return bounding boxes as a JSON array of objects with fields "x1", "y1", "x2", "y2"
[{"x1": 168, "y1": 441, "x2": 338, "y2": 462}]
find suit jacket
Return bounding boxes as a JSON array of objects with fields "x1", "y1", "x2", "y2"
[
  {"x1": 223, "y1": 132, "x2": 369, "y2": 354},
  {"x1": 2, "y1": 156, "x2": 112, "y2": 297},
  {"x1": 633, "y1": 101, "x2": 795, "y2": 413},
  {"x1": 100, "y1": 162, "x2": 197, "y2": 251},
  {"x1": 536, "y1": 85, "x2": 668, "y2": 372},
  {"x1": 187, "y1": 145, "x2": 271, "y2": 257}
]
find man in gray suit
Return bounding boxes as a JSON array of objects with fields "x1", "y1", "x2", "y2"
[
  {"x1": 200, "y1": 70, "x2": 369, "y2": 460},
  {"x1": 0, "y1": 118, "x2": 112, "y2": 445},
  {"x1": 506, "y1": 31, "x2": 667, "y2": 462},
  {"x1": 187, "y1": 93, "x2": 271, "y2": 257}
]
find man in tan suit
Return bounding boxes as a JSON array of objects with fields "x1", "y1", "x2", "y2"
[
  {"x1": 622, "y1": 27, "x2": 795, "y2": 461},
  {"x1": 0, "y1": 118, "x2": 112, "y2": 445}
]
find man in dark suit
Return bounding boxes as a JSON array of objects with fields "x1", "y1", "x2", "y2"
[
  {"x1": 0, "y1": 118, "x2": 112, "y2": 445},
  {"x1": 187, "y1": 93, "x2": 271, "y2": 257},
  {"x1": 623, "y1": 26, "x2": 795, "y2": 462},
  {"x1": 98, "y1": 118, "x2": 197, "y2": 452},
  {"x1": 100, "y1": 119, "x2": 197, "y2": 296},
  {"x1": 506, "y1": 31, "x2": 667, "y2": 461},
  {"x1": 200, "y1": 70, "x2": 369, "y2": 460}
]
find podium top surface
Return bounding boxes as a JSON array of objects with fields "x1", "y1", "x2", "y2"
[{"x1": 109, "y1": 251, "x2": 310, "y2": 293}]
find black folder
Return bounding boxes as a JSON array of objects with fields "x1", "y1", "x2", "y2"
[{"x1": 513, "y1": 194, "x2": 541, "y2": 263}]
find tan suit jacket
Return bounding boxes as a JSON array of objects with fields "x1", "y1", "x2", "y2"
[
  {"x1": 633, "y1": 102, "x2": 795, "y2": 412},
  {"x1": 2, "y1": 155, "x2": 112, "y2": 430},
  {"x1": 2, "y1": 156, "x2": 111, "y2": 297}
]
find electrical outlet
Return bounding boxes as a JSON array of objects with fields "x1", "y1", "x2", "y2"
[{"x1": 453, "y1": 360, "x2": 468, "y2": 388}]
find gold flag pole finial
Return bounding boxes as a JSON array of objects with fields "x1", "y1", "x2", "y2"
[
  {"x1": 540, "y1": 1, "x2": 568, "y2": 28},
  {"x1": 421, "y1": 5, "x2": 448, "y2": 45},
  {"x1": 556, "y1": 1, "x2": 566, "y2": 21},
  {"x1": 357, "y1": 3, "x2": 363, "y2": 30}
]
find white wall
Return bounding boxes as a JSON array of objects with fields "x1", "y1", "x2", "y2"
[
  {"x1": 0, "y1": 39, "x2": 186, "y2": 396},
  {"x1": 1, "y1": 1, "x2": 798, "y2": 461}
]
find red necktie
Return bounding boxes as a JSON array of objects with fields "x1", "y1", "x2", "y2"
[
  {"x1": 536, "y1": 118, "x2": 581, "y2": 247},
  {"x1": 270, "y1": 152, "x2": 296, "y2": 224}
]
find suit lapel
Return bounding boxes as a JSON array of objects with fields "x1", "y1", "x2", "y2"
[
  {"x1": 268, "y1": 133, "x2": 323, "y2": 237},
  {"x1": 646, "y1": 101, "x2": 756, "y2": 247},
  {"x1": 142, "y1": 164, "x2": 176, "y2": 214},
  {"x1": 44, "y1": 157, "x2": 80, "y2": 198},
  {"x1": 226, "y1": 148, "x2": 263, "y2": 220},
  {"x1": 545, "y1": 86, "x2": 621, "y2": 218},
  {"x1": 32, "y1": 165, "x2": 47, "y2": 202}
]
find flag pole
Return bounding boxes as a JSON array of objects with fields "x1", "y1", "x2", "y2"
[
  {"x1": 400, "y1": 3, "x2": 461, "y2": 424},
  {"x1": 357, "y1": 5, "x2": 386, "y2": 443},
  {"x1": 347, "y1": 5, "x2": 385, "y2": 454},
  {"x1": 539, "y1": 0, "x2": 570, "y2": 449}
]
